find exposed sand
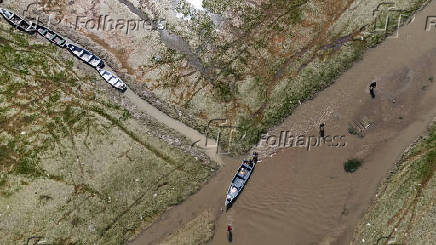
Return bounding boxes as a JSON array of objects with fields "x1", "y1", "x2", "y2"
[{"x1": 131, "y1": 1, "x2": 436, "y2": 244}]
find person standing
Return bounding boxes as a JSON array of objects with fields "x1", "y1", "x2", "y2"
[
  {"x1": 227, "y1": 224, "x2": 233, "y2": 242},
  {"x1": 369, "y1": 82, "x2": 376, "y2": 99},
  {"x1": 319, "y1": 123, "x2": 325, "y2": 138}
]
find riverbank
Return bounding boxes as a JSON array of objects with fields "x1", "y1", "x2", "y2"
[
  {"x1": 132, "y1": 1, "x2": 436, "y2": 244},
  {"x1": 2, "y1": 1, "x2": 436, "y2": 244},
  {"x1": 0, "y1": 21, "x2": 216, "y2": 244},
  {"x1": 210, "y1": 2, "x2": 436, "y2": 244},
  {"x1": 351, "y1": 120, "x2": 436, "y2": 244}
]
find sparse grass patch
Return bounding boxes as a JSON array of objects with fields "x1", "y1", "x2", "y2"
[
  {"x1": 161, "y1": 209, "x2": 215, "y2": 245},
  {"x1": 0, "y1": 22, "x2": 214, "y2": 245}
]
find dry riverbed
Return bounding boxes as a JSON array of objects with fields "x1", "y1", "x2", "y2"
[
  {"x1": 0, "y1": 22, "x2": 215, "y2": 244},
  {"x1": 5, "y1": 0, "x2": 430, "y2": 153},
  {"x1": 1, "y1": 0, "x2": 436, "y2": 245}
]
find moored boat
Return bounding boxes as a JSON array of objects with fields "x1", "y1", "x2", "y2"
[
  {"x1": 225, "y1": 152, "x2": 258, "y2": 208},
  {"x1": 36, "y1": 25, "x2": 66, "y2": 48},
  {"x1": 96, "y1": 67, "x2": 127, "y2": 91},
  {"x1": 0, "y1": 8, "x2": 36, "y2": 33},
  {"x1": 66, "y1": 43, "x2": 105, "y2": 69}
]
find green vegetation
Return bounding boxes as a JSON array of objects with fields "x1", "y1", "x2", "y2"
[
  {"x1": 348, "y1": 126, "x2": 358, "y2": 136},
  {"x1": 344, "y1": 159, "x2": 363, "y2": 173},
  {"x1": 0, "y1": 24, "x2": 213, "y2": 245},
  {"x1": 166, "y1": 0, "x2": 429, "y2": 154}
]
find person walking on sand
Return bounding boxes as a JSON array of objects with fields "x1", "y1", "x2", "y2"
[
  {"x1": 227, "y1": 224, "x2": 233, "y2": 242},
  {"x1": 319, "y1": 123, "x2": 325, "y2": 138},
  {"x1": 369, "y1": 82, "x2": 377, "y2": 99}
]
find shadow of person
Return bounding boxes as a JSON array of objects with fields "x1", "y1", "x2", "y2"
[{"x1": 228, "y1": 231, "x2": 232, "y2": 242}]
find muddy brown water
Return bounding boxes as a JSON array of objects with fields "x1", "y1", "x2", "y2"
[{"x1": 131, "y1": 2, "x2": 436, "y2": 245}]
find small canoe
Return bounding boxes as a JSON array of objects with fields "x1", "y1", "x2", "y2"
[
  {"x1": 225, "y1": 152, "x2": 258, "y2": 208},
  {"x1": 96, "y1": 67, "x2": 127, "y2": 91},
  {"x1": 0, "y1": 8, "x2": 36, "y2": 33},
  {"x1": 66, "y1": 43, "x2": 105, "y2": 69},
  {"x1": 36, "y1": 25, "x2": 66, "y2": 48}
]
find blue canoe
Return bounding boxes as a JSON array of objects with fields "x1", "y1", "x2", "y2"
[{"x1": 225, "y1": 152, "x2": 258, "y2": 208}]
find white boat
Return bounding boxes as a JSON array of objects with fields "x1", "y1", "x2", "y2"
[
  {"x1": 0, "y1": 8, "x2": 36, "y2": 33},
  {"x1": 96, "y1": 67, "x2": 127, "y2": 91},
  {"x1": 36, "y1": 25, "x2": 67, "y2": 48},
  {"x1": 66, "y1": 43, "x2": 104, "y2": 69}
]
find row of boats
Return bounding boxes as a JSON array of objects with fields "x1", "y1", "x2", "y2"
[
  {"x1": 0, "y1": 8, "x2": 127, "y2": 91},
  {"x1": 1, "y1": 7, "x2": 258, "y2": 209}
]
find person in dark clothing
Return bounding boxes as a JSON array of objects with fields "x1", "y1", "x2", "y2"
[
  {"x1": 319, "y1": 123, "x2": 325, "y2": 138},
  {"x1": 369, "y1": 82, "x2": 376, "y2": 99},
  {"x1": 227, "y1": 224, "x2": 233, "y2": 242}
]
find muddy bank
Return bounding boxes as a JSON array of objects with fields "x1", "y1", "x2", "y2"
[
  {"x1": 211, "y1": 3, "x2": 436, "y2": 244},
  {"x1": 132, "y1": 2, "x2": 436, "y2": 244},
  {"x1": 351, "y1": 119, "x2": 436, "y2": 244}
]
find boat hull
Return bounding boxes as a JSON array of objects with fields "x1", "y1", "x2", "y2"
[
  {"x1": 96, "y1": 67, "x2": 127, "y2": 91},
  {"x1": 66, "y1": 43, "x2": 105, "y2": 69},
  {"x1": 225, "y1": 152, "x2": 258, "y2": 208},
  {"x1": 0, "y1": 8, "x2": 36, "y2": 33},
  {"x1": 36, "y1": 25, "x2": 67, "y2": 48}
]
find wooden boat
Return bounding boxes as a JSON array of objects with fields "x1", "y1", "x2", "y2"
[
  {"x1": 0, "y1": 8, "x2": 36, "y2": 33},
  {"x1": 66, "y1": 43, "x2": 105, "y2": 69},
  {"x1": 225, "y1": 152, "x2": 258, "y2": 208},
  {"x1": 96, "y1": 67, "x2": 127, "y2": 91},
  {"x1": 36, "y1": 25, "x2": 66, "y2": 48}
]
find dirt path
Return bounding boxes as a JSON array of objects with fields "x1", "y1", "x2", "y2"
[
  {"x1": 131, "y1": 2, "x2": 436, "y2": 245},
  {"x1": 122, "y1": 89, "x2": 221, "y2": 163}
]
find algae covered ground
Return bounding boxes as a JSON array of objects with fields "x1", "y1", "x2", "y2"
[
  {"x1": 160, "y1": 209, "x2": 214, "y2": 245},
  {"x1": 0, "y1": 23, "x2": 214, "y2": 244},
  {"x1": 10, "y1": 0, "x2": 429, "y2": 153},
  {"x1": 352, "y1": 121, "x2": 436, "y2": 244},
  {"x1": 2, "y1": 0, "x2": 429, "y2": 154}
]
